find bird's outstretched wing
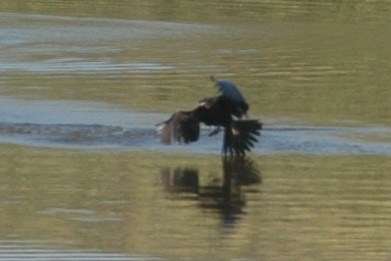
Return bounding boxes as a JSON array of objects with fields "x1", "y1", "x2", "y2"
[{"x1": 157, "y1": 111, "x2": 200, "y2": 144}]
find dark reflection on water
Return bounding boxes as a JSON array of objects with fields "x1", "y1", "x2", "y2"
[{"x1": 160, "y1": 156, "x2": 261, "y2": 227}]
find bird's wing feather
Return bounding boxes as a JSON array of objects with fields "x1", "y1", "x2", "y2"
[
  {"x1": 157, "y1": 114, "x2": 175, "y2": 144},
  {"x1": 229, "y1": 119, "x2": 263, "y2": 155},
  {"x1": 157, "y1": 111, "x2": 200, "y2": 144},
  {"x1": 175, "y1": 111, "x2": 200, "y2": 143}
]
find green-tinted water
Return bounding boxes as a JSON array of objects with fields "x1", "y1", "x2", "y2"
[
  {"x1": 0, "y1": 146, "x2": 391, "y2": 260},
  {"x1": 0, "y1": 1, "x2": 390, "y2": 260},
  {"x1": 1, "y1": 146, "x2": 390, "y2": 260},
  {"x1": 1, "y1": 1, "x2": 390, "y2": 124}
]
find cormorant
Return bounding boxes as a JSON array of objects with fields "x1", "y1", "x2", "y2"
[{"x1": 157, "y1": 77, "x2": 262, "y2": 155}]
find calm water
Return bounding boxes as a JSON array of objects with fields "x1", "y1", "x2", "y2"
[{"x1": 1, "y1": 1, "x2": 391, "y2": 260}]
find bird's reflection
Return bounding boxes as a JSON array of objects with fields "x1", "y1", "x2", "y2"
[
  {"x1": 160, "y1": 167, "x2": 199, "y2": 194},
  {"x1": 159, "y1": 156, "x2": 261, "y2": 227}
]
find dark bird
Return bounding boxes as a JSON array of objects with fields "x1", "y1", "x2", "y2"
[{"x1": 157, "y1": 77, "x2": 262, "y2": 155}]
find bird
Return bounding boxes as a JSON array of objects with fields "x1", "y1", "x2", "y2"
[{"x1": 157, "y1": 77, "x2": 262, "y2": 155}]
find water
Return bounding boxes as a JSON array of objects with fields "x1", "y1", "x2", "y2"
[
  {"x1": 0, "y1": 97, "x2": 390, "y2": 154},
  {"x1": 1, "y1": 1, "x2": 391, "y2": 260}
]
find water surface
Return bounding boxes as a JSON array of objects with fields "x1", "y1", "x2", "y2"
[
  {"x1": 0, "y1": 1, "x2": 390, "y2": 260},
  {"x1": 0, "y1": 97, "x2": 390, "y2": 155},
  {"x1": 1, "y1": 148, "x2": 390, "y2": 260}
]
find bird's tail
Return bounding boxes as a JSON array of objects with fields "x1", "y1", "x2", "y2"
[{"x1": 223, "y1": 119, "x2": 263, "y2": 155}]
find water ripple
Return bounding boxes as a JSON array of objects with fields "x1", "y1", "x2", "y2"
[
  {"x1": 0, "y1": 60, "x2": 175, "y2": 74},
  {"x1": 0, "y1": 121, "x2": 390, "y2": 155},
  {"x1": 0, "y1": 240, "x2": 162, "y2": 261},
  {"x1": 0, "y1": 97, "x2": 390, "y2": 155}
]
